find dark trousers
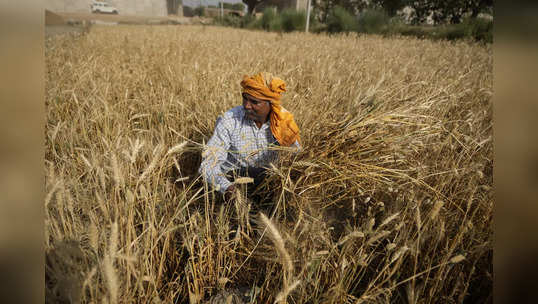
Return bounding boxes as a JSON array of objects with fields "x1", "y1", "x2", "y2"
[
  {"x1": 226, "y1": 167, "x2": 274, "y2": 212},
  {"x1": 227, "y1": 167, "x2": 266, "y2": 188}
]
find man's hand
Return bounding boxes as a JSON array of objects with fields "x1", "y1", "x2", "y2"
[{"x1": 224, "y1": 184, "x2": 237, "y2": 202}]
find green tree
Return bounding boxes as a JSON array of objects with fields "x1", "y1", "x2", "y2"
[
  {"x1": 221, "y1": 2, "x2": 246, "y2": 11},
  {"x1": 183, "y1": 6, "x2": 195, "y2": 16},
  {"x1": 408, "y1": 0, "x2": 493, "y2": 24},
  {"x1": 315, "y1": 0, "x2": 369, "y2": 22},
  {"x1": 256, "y1": 0, "x2": 295, "y2": 13},
  {"x1": 370, "y1": 0, "x2": 408, "y2": 17},
  {"x1": 326, "y1": 5, "x2": 357, "y2": 32},
  {"x1": 462, "y1": 0, "x2": 493, "y2": 18},
  {"x1": 407, "y1": 0, "x2": 435, "y2": 24},
  {"x1": 231, "y1": 3, "x2": 246, "y2": 11},
  {"x1": 242, "y1": 0, "x2": 265, "y2": 15},
  {"x1": 194, "y1": 6, "x2": 205, "y2": 16}
]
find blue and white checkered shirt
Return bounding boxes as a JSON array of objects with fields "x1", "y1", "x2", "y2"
[{"x1": 199, "y1": 106, "x2": 299, "y2": 193}]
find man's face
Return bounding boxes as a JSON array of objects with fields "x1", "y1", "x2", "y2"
[{"x1": 242, "y1": 93, "x2": 271, "y2": 123}]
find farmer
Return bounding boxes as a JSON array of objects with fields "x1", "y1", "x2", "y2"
[{"x1": 199, "y1": 72, "x2": 300, "y2": 201}]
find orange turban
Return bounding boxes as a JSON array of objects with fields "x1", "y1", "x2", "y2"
[{"x1": 240, "y1": 72, "x2": 300, "y2": 147}]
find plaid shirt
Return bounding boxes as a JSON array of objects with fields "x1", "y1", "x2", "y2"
[{"x1": 199, "y1": 106, "x2": 299, "y2": 193}]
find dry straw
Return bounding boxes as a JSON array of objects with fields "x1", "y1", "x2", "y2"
[
  {"x1": 45, "y1": 25, "x2": 492, "y2": 303},
  {"x1": 380, "y1": 212, "x2": 400, "y2": 228},
  {"x1": 166, "y1": 141, "x2": 188, "y2": 155},
  {"x1": 104, "y1": 222, "x2": 119, "y2": 304},
  {"x1": 429, "y1": 200, "x2": 444, "y2": 220},
  {"x1": 259, "y1": 212, "x2": 293, "y2": 274},
  {"x1": 367, "y1": 230, "x2": 391, "y2": 245},
  {"x1": 274, "y1": 279, "x2": 301, "y2": 304},
  {"x1": 337, "y1": 230, "x2": 365, "y2": 246},
  {"x1": 138, "y1": 144, "x2": 165, "y2": 183},
  {"x1": 449, "y1": 255, "x2": 466, "y2": 264},
  {"x1": 234, "y1": 177, "x2": 254, "y2": 184}
]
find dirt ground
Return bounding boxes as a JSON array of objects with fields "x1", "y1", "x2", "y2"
[
  {"x1": 45, "y1": 25, "x2": 86, "y2": 37},
  {"x1": 47, "y1": 10, "x2": 210, "y2": 25},
  {"x1": 56, "y1": 12, "x2": 189, "y2": 23},
  {"x1": 45, "y1": 10, "x2": 211, "y2": 37}
]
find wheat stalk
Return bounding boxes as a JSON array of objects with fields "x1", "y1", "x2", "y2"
[
  {"x1": 45, "y1": 25, "x2": 492, "y2": 303},
  {"x1": 259, "y1": 212, "x2": 293, "y2": 274}
]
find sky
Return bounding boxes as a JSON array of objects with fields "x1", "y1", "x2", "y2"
[{"x1": 182, "y1": 0, "x2": 244, "y2": 8}]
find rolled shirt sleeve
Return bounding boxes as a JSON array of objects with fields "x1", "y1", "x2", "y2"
[{"x1": 199, "y1": 116, "x2": 234, "y2": 193}]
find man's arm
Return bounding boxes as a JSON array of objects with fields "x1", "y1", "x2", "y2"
[{"x1": 199, "y1": 116, "x2": 234, "y2": 194}]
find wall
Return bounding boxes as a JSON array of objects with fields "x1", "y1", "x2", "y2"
[
  {"x1": 113, "y1": 0, "x2": 167, "y2": 16},
  {"x1": 44, "y1": 0, "x2": 169, "y2": 16},
  {"x1": 45, "y1": 0, "x2": 89, "y2": 13}
]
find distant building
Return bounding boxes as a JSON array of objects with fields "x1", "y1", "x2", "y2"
[{"x1": 45, "y1": 0, "x2": 183, "y2": 17}]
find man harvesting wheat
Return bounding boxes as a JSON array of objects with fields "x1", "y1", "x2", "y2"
[{"x1": 199, "y1": 72, "x2": 300, "y2": 201}]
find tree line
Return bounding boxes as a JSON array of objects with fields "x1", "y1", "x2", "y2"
[{"x1": 242, "y1": 0, "x2": 493, "y2": 24}]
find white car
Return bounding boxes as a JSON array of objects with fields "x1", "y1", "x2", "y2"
[{"x1": 91, "y1": 2, "x2": 119, "y2": 14}]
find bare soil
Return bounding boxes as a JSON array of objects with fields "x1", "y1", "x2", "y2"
[
  {"x1": 45, "y1": 25, "x2": 86, "y2": 37},
  {"x1": 48, "y1": 11, "x2": 210, "y2": 26},
  {"x1": 45, "y1": 10, "x2": 212, "y2": 37}
]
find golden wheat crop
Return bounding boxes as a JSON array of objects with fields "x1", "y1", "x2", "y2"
[{"x1": 45, "y1": 25, "x2": 492, "y2": 303}]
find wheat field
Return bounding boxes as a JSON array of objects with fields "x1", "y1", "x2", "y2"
[{"x1": 45, "y1": 25, "x2": 492, "y2": 303}]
